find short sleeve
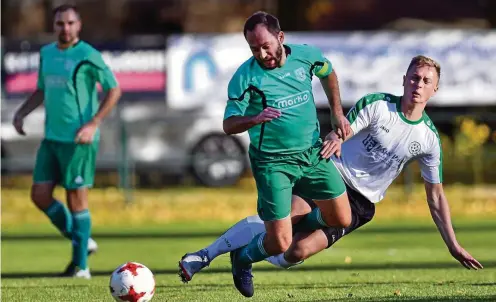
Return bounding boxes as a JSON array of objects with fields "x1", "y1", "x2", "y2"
[
  {"x1": 223, "y1": 72, "x2": 251, "y2": 120},
  {"x1": 419, "y1": 137, "x2": 443, "y2": 184},
  {"x1": 346, "y1": 95, "x2": 380, "y2": 135},
  {"x1": 307, "y1": 45, "x2": 333, "y2": 79},
  {"x1": 88, "y1": 51, "x2": 118, "y2": 91}
]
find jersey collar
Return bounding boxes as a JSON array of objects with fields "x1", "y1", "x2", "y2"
[{"x1": 396, "y1": 97, "x2": 423, "y2": 125}]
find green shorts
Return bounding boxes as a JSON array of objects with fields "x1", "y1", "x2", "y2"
[
  {"x1": 33, "y1": 139, "x2": 98, "y2": 189},
  {"x1": 250, "y1": 140, "x2": 346, "y2": 221}
]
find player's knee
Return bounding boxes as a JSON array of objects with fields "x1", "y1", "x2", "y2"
[
  {"x1": 332, "y1": 213, "x2": 352, "y2": 228},
  {"x1": 30, "y1": 186, "x2": 53, "y2": 210},
  {"x1": 319, "y1": 212, "x2": 351, "y2": 228},
  {"x1": 290, "y1": 195, "x2": 312, "y2": 225},
  {"x1": 319, "y1": 204, "x2": 352, "y2": 228},
  {"x1": 287, "y1": 245, "x2": 310, "y2": 262},
  {"x1": 316, "y1": 194, "x2": 352, "y2": 228},
  {"x1": 67, "y1": 189, "x2": 88, "y2": 212},
  {"x1": 266, "y1": 233, "x2": 292, "y2": 254},
  {"x1": 276, "y1": 236, "x2": 292, "y2": 254}
]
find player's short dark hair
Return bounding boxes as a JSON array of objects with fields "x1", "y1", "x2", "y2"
[
  {"x1": 243, "y1": 11, "x2": 281, "y2": 37},
  {"x1": 53, "y1": 4, "x2": 80, "y2": 19}
]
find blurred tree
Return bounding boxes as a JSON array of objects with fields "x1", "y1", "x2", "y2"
[
  {"x1": 485, "y1": 0, "x2": 496, "y2": 27},
  {"x1": 122, "y1": 0, "x2": 184, "y2": 35},
  {"x1": 1, "y1": 0, "x2": 493, "y2": 38},
  {"x1": 277, "y1": 0, "x2": 311, "y2": 31},
  {"x1": 310, "y1": 0, "x2": 490, "y2": 30}
]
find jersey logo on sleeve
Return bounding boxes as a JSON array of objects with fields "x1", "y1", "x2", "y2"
[
  {"x1": 408, "y1": 141, "x2": 422, "y2": 156},
  {"x1": 294, "y1": 67, "x2": 306, "y2": 81}
]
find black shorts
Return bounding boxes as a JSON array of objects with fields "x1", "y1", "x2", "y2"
[{"x1": 300, "y1": 184, "x2": 376, "y2": 248}]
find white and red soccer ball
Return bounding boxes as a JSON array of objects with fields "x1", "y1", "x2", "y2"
[{"x1": 109, "y1": 262, "x2": 155, "y2": 302}]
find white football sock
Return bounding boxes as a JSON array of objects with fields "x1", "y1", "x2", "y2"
[
  {"x1": 265, "y1": 254, "x2": 283, "y2": 268},
  {"x1": 266, "y1": 253, "x2": 303, "y2": 269},
  {"x1": 205, "y1": 215, "x2": 265, "y2": 261}
]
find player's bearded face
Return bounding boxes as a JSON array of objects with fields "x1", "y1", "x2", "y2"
[
  {"x1": 246, "y1": 25, "x2": 284, "y2": 69},
  {"x1": 54, "y1": 10, "x2": 81, "y2": 45},
  {"x1": 272, "y1": 43, "x2": 283, "y2": 66},
  {"x1": 403, "y1": 65, "x2": 439, "y2": 104},
  {"x1": 255, "y1": 42, "x2": 282, "y2": 69}
]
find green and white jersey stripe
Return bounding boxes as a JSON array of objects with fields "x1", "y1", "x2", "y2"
[{"x1": 332, "y1": 92, "x2": 443, "y2": 203}]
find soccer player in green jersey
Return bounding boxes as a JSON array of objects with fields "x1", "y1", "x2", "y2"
[
  {"x1": 188, "y1": 11, "x2": 352, "y2": 296},
  {"x1": 12, "y1": 4, "x2": 121, "y2": 279},
  {"x1": 179, "y1": 57, "x2": 483, "y2": 296}
]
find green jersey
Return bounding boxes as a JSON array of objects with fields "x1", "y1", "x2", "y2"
[
  {"x1": 37, "y1": 41, "x2": 118, "y2": 142},
  {"x1": 224, "y1": 44, "x2": 332, "y2": 155}
]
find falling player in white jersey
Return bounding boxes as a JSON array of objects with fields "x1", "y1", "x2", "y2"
[{"x1": 178, "y1": 55, "x2": 483, "y2": 296}]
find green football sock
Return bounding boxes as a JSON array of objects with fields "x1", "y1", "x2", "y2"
[
  {"x1": 43, "y1": 199, "x2": 73, "y2": 239},
  {"x1": 292, "y1": 208, "x2": 329, "y2": 234},
  {"x1": 72, "y1": 209, "x2": 91, "y2": 270},
  {"x1": 236, "y1": 232, "x2": 269, "y2": 266}
]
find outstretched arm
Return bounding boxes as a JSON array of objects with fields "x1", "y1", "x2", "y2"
[
  {"x1": 424, "y1": 181, "x2": 483, "y2": 270},
  {"x1": 320, "y1": 93, "x2": 382, "y2": 158},
  {"x1": 320, "y1": 71, "x2": 350, "y2": 139}
]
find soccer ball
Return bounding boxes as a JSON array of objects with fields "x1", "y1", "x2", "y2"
[{"x1": 109, "y1": 262, "x2": 156, "y2": 302}]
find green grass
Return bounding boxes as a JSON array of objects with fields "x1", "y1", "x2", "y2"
[{"x1": 2, "y1": 219, "x2": 496, "y2": 301}]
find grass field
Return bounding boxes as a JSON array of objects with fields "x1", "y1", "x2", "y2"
[
  {"x1": 2, "y1": 184, "x2": 496, "y2": 301},
  {"x1": 2, "y1": 220, "x2": 496, "y2": 301}
]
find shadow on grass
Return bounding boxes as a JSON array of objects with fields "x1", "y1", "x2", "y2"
[
  {"x1": 303, "y1": 297, "x2": 496, "y2": 302},
  {"x1": 2, "y1": 261, "x2": 494, "y2": 279},
  {"x1": 469, "y1": 283, "x2": 496, "y2": 286},
  {"x1": 3, "y1": 224, "x2": 496, "y2": 241}
]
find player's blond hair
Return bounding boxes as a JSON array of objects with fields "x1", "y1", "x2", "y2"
[{"x1": 407, "y1": 55, "x2": 441, "y2": 83}]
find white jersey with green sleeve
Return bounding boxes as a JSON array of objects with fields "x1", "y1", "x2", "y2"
[{"x1": 332, "y1": 93, "x2": 443, "y2": 203}]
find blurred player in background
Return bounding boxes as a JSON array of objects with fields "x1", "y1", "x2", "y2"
[
  {"x1": 179, "y1": 55, "x2": 483, "y2": 296},
  {"x1": 12, "y1": 4, "x2": 121, "y2": 279},
  {"x1": 180, "y1": 11, "x2": 352, "y2": 297}
]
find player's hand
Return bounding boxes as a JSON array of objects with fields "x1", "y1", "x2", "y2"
[
  {"x1": 254, "y1": 107, "x2": 281, "y2": 124},
  {"x1": 75, "y1": 120, "x2": 98, "y2": 144},
  {"x1": 12, "y1": 114, "x2": 26, "y2": 136},
  {"x1": 332, "y1": 114, "x2": 351, "y2": 139},
  {"x1": 449, "y1": 245, "x2": 483, "y2": 270},
  {"x1": 321, "y1": 132, "x2": 342, "y2": 159}
]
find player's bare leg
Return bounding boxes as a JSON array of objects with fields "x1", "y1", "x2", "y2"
[
  {"x1": 268, "y1": 193, "x2": 376, "y2": 268},
  {"x1": 287, "y1": 231, "x2": 328, "y2": 263},
  {"x1": 293, "y1": 193, "x2": 351, "y2": 234},
  {"x1": 31, "y1": 182, "x2": 58, "y2": 211},
  {"x1": 263, "y1": 195, "x2": 329, "y2": 268},
  {"x1": 262, "y1": 218, "x2": 293, "y2": 254},
  {"x1": 314, "y1": 193, "x2": 352, "y2": 228}
]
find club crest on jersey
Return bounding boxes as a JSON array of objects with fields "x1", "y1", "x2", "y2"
[
  {"x1": 408, "y1": 141, "x2": 421, "y2": 156},
  {"x1": 294, "y1": 67, "x2": 306, "y2": 81}
]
